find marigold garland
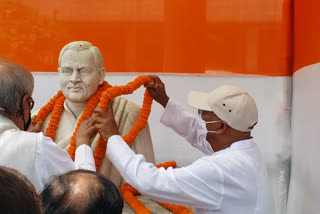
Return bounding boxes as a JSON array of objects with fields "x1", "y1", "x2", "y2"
[
  {"x1": 157, "y1": 203, "x2": 193, "y2": 214},
  {"x1": 45, "y1": 96, "x2": 66, "y2": 140},
  {"x1": 93, "y1": 76, "x2": 154, "y2": 169},
  {"x1": 67, "y1": 81, "x2": 111, "y2": 162},
  {"x1": 35, "y1": 76, "x2": 153, "y2": 170},
  {"x1": 34, "y1": 91, "x2": 64, "y2": 125},
  {"x1": 119, "y1": 189, "x2": 151, "y2": 214},
  {"x1": 35, "y1": 77, "x2": 193, "y2": 214},
  {"x1": 119, "y1": 161, "x2": 194, "y2": 214}
]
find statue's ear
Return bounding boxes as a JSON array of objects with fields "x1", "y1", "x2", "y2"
[{"x1": 99, "y1": 67, "x2": 106, "y2": 85}]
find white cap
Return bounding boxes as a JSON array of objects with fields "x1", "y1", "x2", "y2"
[{"x1": 188, "y1": 85, "x2": 258, "y2": 132}]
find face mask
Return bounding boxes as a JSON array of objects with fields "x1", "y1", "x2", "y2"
[
  {"x1": 196, "y1": 117, "x2": 221, "y2": 155},
  {"x1": 23, "y1": 112, "x2": 32, "y2": 131},
  {"x1": 197, "y1": 117, "x2": 222, "y2": 135}
]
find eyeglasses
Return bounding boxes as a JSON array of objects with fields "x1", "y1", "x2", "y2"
[{"x1": 27, "y1": 97, "x2": 34, "y2": 110}]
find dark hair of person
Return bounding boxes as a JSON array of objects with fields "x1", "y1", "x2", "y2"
[
  {"x1": 41, "y1": 169, "x2": 123, "y2": 214},
  {"x1": 0, "y1": 166, "x2": 44, "y2": 214}
]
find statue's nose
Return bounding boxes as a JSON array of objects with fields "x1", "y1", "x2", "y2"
[{"x1": 70, "y1": 71, "x2": 80, "y2": 83}]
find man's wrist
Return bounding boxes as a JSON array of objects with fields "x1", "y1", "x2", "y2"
[
  {"x1": 76, "y1": 137, "x2": 91, "y2": 148},
  {"x1": 161, "y1": 96, "x2": 170, "y2": 108}
]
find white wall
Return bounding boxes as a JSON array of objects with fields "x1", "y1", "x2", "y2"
[
  {"x1": 33, "y1": 73, "x2": 292, "y2": 214},
  {"x1": 287, "y1": 63, "x2": 320, "y2": 214}
]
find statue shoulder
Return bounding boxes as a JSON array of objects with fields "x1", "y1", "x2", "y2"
[
  {"x1": 32, "y1": 108, "x2": 53, "y2": 133},
  {"x1": 112, "y1": 97, "x2": 141, "y2": 116},
  {"x1": 31, "y1": 109, "x2": 40, "y2": 118}
]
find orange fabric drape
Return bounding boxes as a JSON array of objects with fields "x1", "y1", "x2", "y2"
[
  {"x1": 1, "y1": 0, "x2": 292, "y2": 76},
  {"x1": 293, "y1": 0, "x2": 320, "y2": 72}
]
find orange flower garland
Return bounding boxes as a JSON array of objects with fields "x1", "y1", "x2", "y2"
[
  {"x1": 120, "y1": 188, "x2": 151, "y2": 214},
  {"x1": 119, "y1": 161, "x2": 194, "y2": 214},
  {"x1": 67, "y1": 81, "x2": 111, "y2": 161},
  {"x1": 45, "y1": 95, "x2": 66, "y2": 140},
  {"x1": 34, "y1": 91, "x2": 64, "y2": 126},
  {"x1": 35, "y1": 76, "x2": 193, "y2": 214},
  {"x1": 157, "y1": 203, "x2": 193, "y2": 214},
  {"x1": 34, "y1": 76, "x2": 153, "y2": 170},
  {"x1": 94, "y1": 75, "x2": 154, "y2": 170}
]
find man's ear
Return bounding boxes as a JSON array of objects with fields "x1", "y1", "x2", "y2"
[
  {"x1": 99, "y1": 67, "x2": 106, "y2": 85},
  {"x1": 216, "y1": 121, "x2": 228, "y2": 134},
  {"x1": 21, "y1": 94, "x2": 30, "y2": 119}
]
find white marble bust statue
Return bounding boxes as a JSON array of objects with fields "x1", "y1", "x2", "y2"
[
  {"x1": 38, "y1": 41, "x2": 187, "y2": 213},
  {"x1": 40, "y1": 41, "x2": 156, "y2": 187}
]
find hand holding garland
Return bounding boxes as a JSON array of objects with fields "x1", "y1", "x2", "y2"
[
  {"x1": 144, "y1": 75, "x2": 170, "y2": 108},
  {"x1": 75, "y1": 118, "x2": 98, "y2": 148},
  {"x1": 91, "y1": 105, "x2": 119, "y2": 142}
]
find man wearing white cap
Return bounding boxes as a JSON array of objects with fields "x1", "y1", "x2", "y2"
[{"x1": 92, "y1": 75, "x2": 270, "y2": 214}]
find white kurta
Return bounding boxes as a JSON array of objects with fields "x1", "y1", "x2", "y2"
[
  {"x1": 0, "y1": 115, "x2": 95, "y2": 191},
  {"x1": 107, "y1": 99, "x2": 270, "y2": 214},
  {"x1": 40, "y1": 96, "x2": 155, "y2": 187}
]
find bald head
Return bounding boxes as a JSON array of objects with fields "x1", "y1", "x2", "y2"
[{"x1": 41, "y1": 170, "x2": 123, "y2": 214}]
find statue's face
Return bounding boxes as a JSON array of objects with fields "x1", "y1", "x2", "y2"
[{"x1": 59, "y1": 50, "x2": 103, "y2": 103}]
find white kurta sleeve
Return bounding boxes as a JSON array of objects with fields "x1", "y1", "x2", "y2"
[
  {"x1": 160, "y1": 99, "x2": 214, "y2": 154},
  {"x1": 74, "y1": 145, "x2": 96, "y2": 171},
  {"x1": 106, "y1": 135, "x2": 223, "y2": 210},
  {"x1": 34, "y1": 133, "x2": 95, "y2": 191}
]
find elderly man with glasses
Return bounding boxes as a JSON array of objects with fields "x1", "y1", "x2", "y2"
[{"x1": 0, "y1": 59, "x2": 97, "y2": 191}]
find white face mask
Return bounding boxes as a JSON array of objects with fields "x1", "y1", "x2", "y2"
[
  {"x1": 196, "y1": 117, "x2": 221, "y2": 155},
  {"x1": 197, "y1": 118, "x2": 222, "y2": 134}
]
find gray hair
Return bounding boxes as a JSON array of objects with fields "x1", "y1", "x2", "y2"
[
  {"x1": 0, "y1": 59, "x2": 34, "y2": 116},
  {"x1": 58, "y1": 41, "x2": 104, "y2": 69}
]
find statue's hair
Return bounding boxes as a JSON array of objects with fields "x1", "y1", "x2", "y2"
[
  {"x1": 58, "y1": 41, "x2": 104, "y2": 69},
  {"x1": 0, "y1": 59, "x2": 34, "y2": 116}
]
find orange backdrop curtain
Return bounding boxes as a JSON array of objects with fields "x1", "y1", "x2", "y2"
[
  {"x1": 0, "y1": 0, "x2": 293, "y2": 76},
  {"x1": 293, "y1": 0, "x2": 320, "y2": 72}
]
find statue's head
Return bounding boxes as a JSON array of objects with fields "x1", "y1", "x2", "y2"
[{"x1": 58, "y1": 41, "x2": 106, "y2": 103}]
